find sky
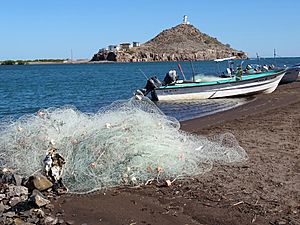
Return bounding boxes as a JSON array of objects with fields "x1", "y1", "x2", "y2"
[{"x1": 1, "y1": 0, "x2": 300, "y2": 60}]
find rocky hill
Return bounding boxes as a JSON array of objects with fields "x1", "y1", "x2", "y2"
[{"x1": 91, "y1": 24, "x2": 246, "y2": 62}]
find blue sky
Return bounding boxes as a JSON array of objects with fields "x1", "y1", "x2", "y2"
[{"x1": 1, "y1": 0, "x2": 299, "y2": 60}]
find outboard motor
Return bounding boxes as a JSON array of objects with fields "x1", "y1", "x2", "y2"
[
  {"x1": 134, "y1": 76, "x2": 162, "y2": 100},
  {"x1": 262, "y1": 65, "x2": 269, "y2": 72},
  {"x1": 163, "y1": 70, "x2": 178, "y2": 85}
]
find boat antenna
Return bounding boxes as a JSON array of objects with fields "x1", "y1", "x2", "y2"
[
  {"x1": 138, "y1": 69, "x2": 148, "y2": 80},
  {"x1": 240, "y1": 60, "x2": 244, "y2": 70},
  {"x1": 190, "y1": 61, "x2": 196, "y2": 82},
  {"x1": 273, "y1": 48, "x2": 277, "y2": 66},
  {"x1": 177, "y1": 64, "x2": 187, "y2": 80}
]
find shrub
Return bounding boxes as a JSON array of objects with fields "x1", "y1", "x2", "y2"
[{"x1": 1, "y1": 60, "x2": 16, "y2": 65}]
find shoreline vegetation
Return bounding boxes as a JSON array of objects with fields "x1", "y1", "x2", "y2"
[
  {"x1": 1, "y1": 56, "x2": 299, "y2": 66},
  {"x1": 0, "y1": 59, "x2": 91, "y2": 65}
]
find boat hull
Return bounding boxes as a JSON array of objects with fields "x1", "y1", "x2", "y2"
[
  {"x1": 280, "y1": 67, "x2": 300, "y2": 84},
  {"x1": 155, "y1": 71, "x2": 285, "y2": 101}
]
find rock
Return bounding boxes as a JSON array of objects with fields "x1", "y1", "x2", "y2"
[
  {"x1": 0, "y1": 171, "x2": 14, "y2": 184},
  {"x1": 44, "y1": 216, "x2": 58, "y2": 225},
  {"x1": 277, "y1": 221, "x2": 287, "y2": 225},
  {"x1": 30, "y1": 193, "x2": 50, "y2": 207},
  {"x1": 3, "y1": 211, "x2": 16, "y2": 217},
  {"x1": 0, "y1": 202, "x2": 5, "y2": 213},
  {"x1": 13, "y1": 174, "x2": 23, "y2": 186},
  {"x1": 27, "y1": 175, "x2": 53, "y2": 191},
  {"x1": 0, "y1": 193, "x2": 6, "y2": 201},
  {"x1": 44, "y1": 203, "x2": 54, "y2": 211},
  {"x1": 8, "y1": 185, "x2": 28, "y2": 197},
  {"x1": 31, "y1": 189, "x2": 45, "y2": 198},
  {"x1": 32, "y1": 208, "x2": 45, "y2": 218},
  {"x1": 9, "y1": 196, "x2": 22, "y2": 207},
  {"x1": 5, "y1": 218, "x2": 14, "y2": 224},
  {"x1": 13, "y1": 218, "x2": 23, "y2": 225},
  {"x1": 19, "y1": 210, "x2": 31, "y2": 217},
  {"x1": 26, "y1": 217, "x2": 40, "y2": 224},
  {"x1": 13, "y1": 218, "x2": 30, "y2": 225}
]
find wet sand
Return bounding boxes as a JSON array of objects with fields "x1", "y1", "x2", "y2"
[{"x1": 52, "y1": 81, "x2": 300, "y2": 225}]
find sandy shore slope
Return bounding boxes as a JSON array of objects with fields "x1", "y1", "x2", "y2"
[{"x1": 53, "y1": 81, "x2": 300, "y2": 225}]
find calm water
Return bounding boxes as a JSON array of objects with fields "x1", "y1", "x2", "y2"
[{"x1": 0, "y1": 57, "x2": 299, "y2": 121}]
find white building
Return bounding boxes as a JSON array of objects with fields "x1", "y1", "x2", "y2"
[
  {"x1": 182, "y1": 15, "x2": 190, "y2": 25},
  {"x1": 108, "y1": 45, "x2": 120, "y2": 51},
  {"x1": 120, "y1": 43, "x2": 132, "y2": 51},
  {"x1": 133, "y1": 42, "x2": 140, "y2": 47}
]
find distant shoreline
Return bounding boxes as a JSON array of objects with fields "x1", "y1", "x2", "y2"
[
  {"x1": 27, "y1": 60, "x2": 115, "y2": 65},
  {"x1": 0, "y1": 60, "x2": 116, "y2": 65},
  {"x1": 1, "y1": 56, "x2": 299, "y2": 66}
]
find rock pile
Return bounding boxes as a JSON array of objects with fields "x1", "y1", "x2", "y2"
[{"x1": 0, "y1": 169, "x2": 65, "y2": 225}]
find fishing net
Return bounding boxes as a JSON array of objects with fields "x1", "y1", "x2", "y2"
[{"x1": 0, "y1": 97, "x2": 248, "y2": 193}]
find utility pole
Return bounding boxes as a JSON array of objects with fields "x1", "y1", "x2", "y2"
[{"x1": 256, "y1": 52, "x2": 260, "y2": 63}]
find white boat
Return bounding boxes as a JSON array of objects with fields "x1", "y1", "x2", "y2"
[{"x1": 135, "y1": 69, "x2": 286, "y2": 101}]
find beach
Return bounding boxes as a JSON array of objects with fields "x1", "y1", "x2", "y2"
[{"x1": 49, "y1": 81, "x2": 300, "y2": 225}]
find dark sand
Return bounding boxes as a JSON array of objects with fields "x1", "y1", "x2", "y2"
[{"x1": 52, "y1": 81, "x2": 300, "y2": 225}]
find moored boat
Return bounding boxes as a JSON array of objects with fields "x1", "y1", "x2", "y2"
[
  {"x1": 280, "y1": 64, "x2": 300, "y2": 84},
  {"x1": 135, "y1": 69, "x2": 286, "y2": 101}
]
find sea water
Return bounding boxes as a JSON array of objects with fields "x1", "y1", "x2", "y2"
[{"x1": 0, "y1": 58, "x2": 299, "y2": 121}]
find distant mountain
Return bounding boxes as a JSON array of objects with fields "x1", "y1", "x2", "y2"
[{"x1": 91, "y1": 23, "x2": 246, "y2": 62}]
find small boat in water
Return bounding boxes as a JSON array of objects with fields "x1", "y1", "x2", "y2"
[{"x1": 135, "y1": 68, "x2": 286, "y2": 101}]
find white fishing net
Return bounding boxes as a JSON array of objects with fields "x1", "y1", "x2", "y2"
[{"x1": 0, "y1": 97, "x2": 248, "y2": 193}]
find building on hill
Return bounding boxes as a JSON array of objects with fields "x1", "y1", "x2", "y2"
[
  {"x1": 108, "y1": 45, "x2": 120, "y2": 51},
  {"x1": 133, "y1": 42, "x2": 140, "y2": 47},
  {"x1": 182, "y1": 15, "x2": 190, "y2": 25},
  {"x1": 120, "y1": 43, "x2": 132, "y2": 51}
]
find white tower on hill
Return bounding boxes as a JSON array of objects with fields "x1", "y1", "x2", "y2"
[{"x1": 182, "y1": 15, "x2": 190, "y2": 25}]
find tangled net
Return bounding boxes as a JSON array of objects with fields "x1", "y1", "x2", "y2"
[{"x1": 0, "y1": 97, "x2": 248, "y2": 193}]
